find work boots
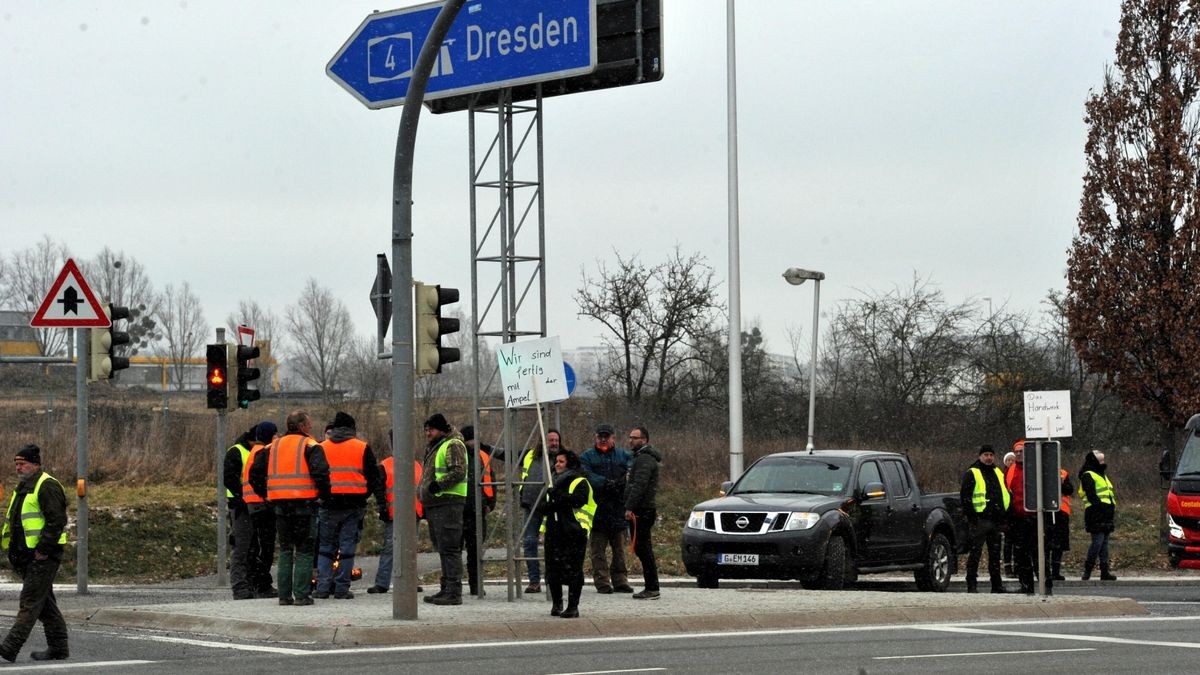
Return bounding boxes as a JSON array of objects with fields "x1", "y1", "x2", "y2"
[
  {"x1": 560, "y1": 585, "x2": 581, "y2": 619},
  {"x1": 550, "y1": 584, "x2": 563, "y2": 616},
  {"x1": 1100, "y1": 565, "x2": 1118, "y2": 581}
]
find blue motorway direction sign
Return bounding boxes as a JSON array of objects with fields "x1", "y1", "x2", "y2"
[{"x1": 328, "y1": 0, "x2": 597, "y2": 110}]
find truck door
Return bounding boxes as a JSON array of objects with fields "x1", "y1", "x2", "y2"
[
  {"x1": 855, "y1": 460, "x2": 888, "y2": 563},
  {"x1": 881, "y1": 459, "x2": 924, "y2": 562}
]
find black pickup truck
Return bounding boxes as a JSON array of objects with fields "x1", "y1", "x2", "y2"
[{"x1": 681, "y1": 449, "x2": 965, "y2": 591}]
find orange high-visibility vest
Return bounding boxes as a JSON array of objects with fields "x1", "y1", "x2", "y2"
[
  {"x1": 1059, "y1": 468, "x2": 1072, "y2": 516},
  {"x1": 380, "y1": 457, "x2": 424, "y2": 519},
  {"x1": 266, "y1": 434, "x2": 318, "y2": 501},
  {"x1": 478, "y1": 450, "x2": 495, "y2": 500},
  {"x1": 321, "y1": 438, "x2": 368, "y2": 496},
  {"x1": 242, "y1": 443, "x2": 267, "y2": 504}
]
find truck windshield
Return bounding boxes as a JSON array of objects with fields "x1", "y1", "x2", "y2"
[
  {"x1": 1178, "y1": 432, "x2": 1200, "y2": 476},
  {"x1": 733, "y1": 456, "x2": 852, "y2": 496}
]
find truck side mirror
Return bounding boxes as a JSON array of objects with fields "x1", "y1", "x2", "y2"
[
  {"x1": 861, "y1": 481, "x2": 886, "y2": 500},
  {"x1": 1160, "y1": 449, "x2": 1174, "y2": 481},
  {"x1": 719, "y1": 480, "x2": 733, "y2": 497}
]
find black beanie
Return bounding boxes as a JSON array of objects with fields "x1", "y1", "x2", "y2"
[
  {"x1": 979, "y1": 444, "x2": 994, "y2": 456},
  {"x1": 15, "y1": 444, "x2": 41, "y2": 465},
  {"x1": 461, "y1": 425, "x2": 475, "y2": 442},
  {"x1": 255, "y1": 421, "x2": 278, "y2": 443},
  {"x1": 424, "y1": 413, "x2": 451, "y2": 433},
  {"x1": 332, "y1": 411, "x2": 356, "y2": 430}
]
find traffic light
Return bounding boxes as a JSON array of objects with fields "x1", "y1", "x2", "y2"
[
  {"x1": 87, "y1": 304, "x2": 131, "y2": 382},
  {"x1": 235, "y1": 344, "x2": 261, "y2": 409},
  {"x1": 413, "y1": 282, "x2": 461, "y2": 376},
  {"x1": 206, "y1": 344, "x2": 229, "y2": 410}
]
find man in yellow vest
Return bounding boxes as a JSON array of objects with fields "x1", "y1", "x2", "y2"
[
  {"x1": 418, "y1": 413, "x2": 468, "y2": 606},
  {"x1": 0, "y1": 444, "x2": 69, "y2": 662},
  {"x1": 314, "y1": 412, "x2": 385, "y2": 599},
  {"x1": 958, "y1": 445, "x2": 1009, "y2": 594},
  {"x1": 224, "y1": 425, "x2": 261, "y2": 600},
  {"x1": 249, "y1": 410, "x2": 331, "y2": 606}
]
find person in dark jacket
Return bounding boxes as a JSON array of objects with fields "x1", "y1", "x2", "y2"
[
  {"x1": 536, "y1": 450, "x2": 595, "y2": 618},
  {"x1": 958, "y1": 445, "x2": 1009, "y2": 593},
  {"x1": 460, "y1": 425, "x2": 497, "y2": 597},
  {"x1": 419, "y1": 413, "x2": 468, "y2": 606},
  {"x1": 580, "y1": 423, "x2": 633, "y2": 593},
  {"x1": 249, "y1": 410, "x2": 331, "y2": 606},
  {"x1": 314, "y1": 412, "x2": 386, "y2": 599},
  {"x1": 0, "y1": 444, "x2": 69, "y2": 662},
  {"x1": 1079, "y1": 451, "x2": 1117, "y2": 581},
  {"x1": 623, "y1": 426, "x2": 662, "y2": 600},
  {"x1": 224, "y1": 426, "x2": 260, "y2": 599},
  {"x1": 1005, "y1": 440, "x2": 1053, "y2": 595}
]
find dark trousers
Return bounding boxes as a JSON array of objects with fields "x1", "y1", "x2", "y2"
[
  {"x1": 462, "y1": 508, "x2": 487, "y2": 594},
  {"x1": 1, "y1": 556, "x2": 68, "y2": 658},
  {"x1": 588, "y1": 526, "x2": 628, "y2": 590},
  {"x1": 631, "y1": 509, "x2": 659, "y2": 591},
  {"x1": 546, "y1": 529, "x2": 587, "y2": 610},
  {"x1": 426, "y1": 503, "x2": 464, "y2": 597},
  {"x1": 275, "y1": 504, "x2": 317, "y2": 601},
  {"x1": 230, "y1": 505, "x2": 255, "y2": 597},
  {"x1": 1012, "y1": 515, "x2": 1053, "y2": 592},
  {"x1": 965, "y1": 517, "x2": 1003, "y2": 589},
  {"x1": 248, "y1": 505, "x2": 276, "y2": 593}
]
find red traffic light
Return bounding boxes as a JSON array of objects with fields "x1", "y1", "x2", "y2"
[{"x1": 209, "y1": 368, "x2": 225, "y2": 386}]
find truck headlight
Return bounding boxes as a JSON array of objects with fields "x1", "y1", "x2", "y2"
[
  {"x1": 686, "y1": 510, "x2": 706, "y2": 530},
  {"x1": 784, "y1": 512, "x2": 820, "y2": 530},
  {"x1": 1169, "y1": 513, "x2": 1184, "y2": 540}
]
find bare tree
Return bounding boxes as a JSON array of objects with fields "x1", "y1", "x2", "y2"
[
  {"x1": 285, "y1": 278, "x2": 354, "y2": 402},
  {"x1": 154, "y1": 282, "x2": 208, "y2": 391},
  {"x1": 343, "y1": 333, "x2": 390, "y2": 401},
  {"x1": 83, "y1": 248, "x2": 161, "y2": 356},
  {"x1": 3, "y1": 236, "x2": 71, "y2": 356},
  {"x1": 575, "y1": 248, "x2": 722, "y2": 410},
  {"x1": 1067, "y1": 0, "x2": 1200, "y2": 450}
]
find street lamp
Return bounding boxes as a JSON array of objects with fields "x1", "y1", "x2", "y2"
[{"x1": 783, "y1": 268, "x2": 825, "y2": 454}]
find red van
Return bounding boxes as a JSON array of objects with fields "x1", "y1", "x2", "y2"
[{"x1": 1167, "y1": 414, "x2": 1200, "y2": 569}]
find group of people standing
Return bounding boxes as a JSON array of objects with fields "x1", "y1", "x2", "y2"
[
  {"x1": 223, "y1": 411, "x2": 663, "y2": 619},
  {"x1": 960, "y1": 440, "x2": 1118, "y2": 595}
]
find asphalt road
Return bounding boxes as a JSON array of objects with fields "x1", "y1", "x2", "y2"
[{"x1": 2, "y1": 583, "x2": 1197, "y2": 672}]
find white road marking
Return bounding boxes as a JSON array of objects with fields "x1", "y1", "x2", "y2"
[
  {"x1": 80, "y1": 627, "x2": 311, "y2": 655},
  {"x1": 919, "y1": 625, "x2": 1200, "y2": 649},
  {"x1": 547, "y1": 669, "x2": 667, "y2": 675},
  {"x1": 1, "y1": 660, "x2": 153, "y2": 671},
  {"x1": 875, "y1": 647, "x2": 1094, "y2": 660}
]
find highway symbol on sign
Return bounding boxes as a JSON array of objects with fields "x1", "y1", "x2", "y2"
[
  {"x1": 30, "y1": 258, "x2": 110, "y2": 328},
  {"x1": 327, "y1": 0, "x2": 597, "y2": 110}
]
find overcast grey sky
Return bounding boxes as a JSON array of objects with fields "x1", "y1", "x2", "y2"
[{"x1": 2, "y1": 1, "x2": 1121, "y2": 358}]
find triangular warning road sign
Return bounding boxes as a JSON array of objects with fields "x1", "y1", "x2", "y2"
[{"x1": 30, "y1": 258, "x2": 111, "y2": 328}]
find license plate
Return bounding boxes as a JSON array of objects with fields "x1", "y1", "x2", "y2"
[{"x1": 717, "y1": 553, "x2": 759, "y2": 565}]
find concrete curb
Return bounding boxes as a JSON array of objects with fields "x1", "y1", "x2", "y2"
[{"x1": 76, "y1": 597, "x2": 1146, "y2": 646}]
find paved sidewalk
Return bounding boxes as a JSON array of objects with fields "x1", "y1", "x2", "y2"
[{"x1": 1, "y1": 556, "x2": 1176, "y2": 647}]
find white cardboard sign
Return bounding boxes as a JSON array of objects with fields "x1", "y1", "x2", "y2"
[
  {"x1": 1023, "y1": 390, "x2": 1072, "y2": 438},
  {"x1": 496, "y1": 336, "x2": 569, "y2": 407}
]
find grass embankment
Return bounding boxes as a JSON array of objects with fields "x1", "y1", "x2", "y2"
[{"x1": 51, "y1": 483, "x2": 1168, "y2": 584}]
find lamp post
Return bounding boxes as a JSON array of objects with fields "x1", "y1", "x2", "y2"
[{"x1": 783, "y1": 268, "x2": 825, "y2": 453}]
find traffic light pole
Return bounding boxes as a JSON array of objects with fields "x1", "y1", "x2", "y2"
[
  {"x1": 390, "y1": 0, "x2": 465, "y2": 621},
  {"x1": 76, "y1": 328, "x2": 89, "y2": 594}
]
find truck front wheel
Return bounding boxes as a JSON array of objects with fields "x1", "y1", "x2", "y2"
[
  {"x1": 914, "y1": 533, "x2": 952, "y2": 592},
  {"x1": 818, "y1": 536, "x2": 848, "y2": 590}
]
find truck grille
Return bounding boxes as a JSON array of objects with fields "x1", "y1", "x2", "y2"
[{"x1": 720, "y1": 513, "x2": 767, "y2": 532}]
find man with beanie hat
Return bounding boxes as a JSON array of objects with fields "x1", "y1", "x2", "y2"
[
  {"x1": 315, "y1": 412, "x2": 386, "y2": 599},
  {"x1": 958, "y1": 444, "x2": 1009, "y2": 593},
  {"x1": 243, "y1": 422, "x2": 278, "y2": 597},
  {"x1": 419, "y1": 413, "x2": 468, "y2": 605},
  {"x1": 1, "y1": 444, "x2": 69, "y2": 662}
]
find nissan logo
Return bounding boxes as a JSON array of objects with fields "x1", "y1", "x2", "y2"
[{"x1": 735, "y1": 516, "x2": 750, "y2": 529}]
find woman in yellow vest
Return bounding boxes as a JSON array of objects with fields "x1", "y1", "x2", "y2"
[
  {"x1": 537, "y1": 449, "x2": 596, "y2": 619},
  {"x1": 1078, "y1": 451, "x2": 1117, "y2": 581}
]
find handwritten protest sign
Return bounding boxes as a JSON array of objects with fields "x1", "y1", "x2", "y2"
[
  {"x1": 496, "y1": 336, "x2": 569, "y2": 408},
  {"x1": 1023, "y1": 390, "x2": 1072, "y2": 438}
]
